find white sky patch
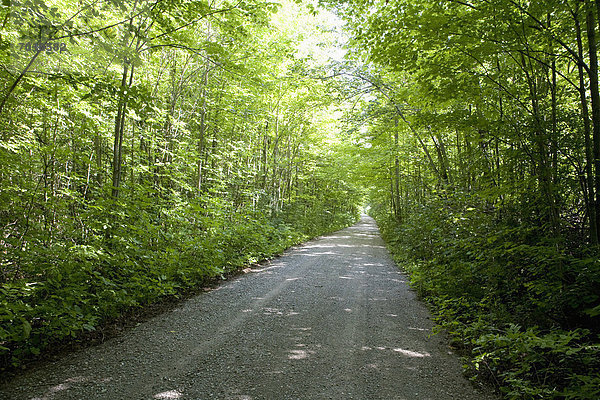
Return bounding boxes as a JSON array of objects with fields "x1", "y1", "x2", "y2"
[{"x1": 272, "y1": 0, "x2": 348, "y2": 65}]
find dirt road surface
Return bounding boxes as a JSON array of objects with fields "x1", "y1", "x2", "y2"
[{"x1": 0, "y1": 216, "x2": 495, "y2": 399}]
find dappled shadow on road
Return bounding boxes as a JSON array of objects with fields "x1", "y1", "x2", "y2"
[
  {"x1": 299, "y1": 243, "x2": 386, "y2": 249},
  {"x1": 0, "y1": 216, "x2": 489, "y2": 400},
  {"x1": 294, "y1": 242, "x2": 386, "y2": 258}
]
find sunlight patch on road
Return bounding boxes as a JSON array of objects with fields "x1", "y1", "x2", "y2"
[
  {"x1": 408, "y1": 327, "x2": 429, "y2": 332},
  {"x1": 263, "y1": 307, "x2": 283, "y2": 315},
  {"x1": 303, "y1": 251, "x2": 339, "y2": 256},
  {"x1": 31, "y1": 376, "x2": 92, "y2": 400},
  {"x1": 361, "y1": 346, "x2": 431, "y2": 358},
  {"x1": 249, "y1": 265, "x2": 284, "y2": 273},
  {"x1": 288, "y1": 349, "x2": 314, "y2": 360},
  {"x1": 393, "y1": 348, "x2": 431, "y2": 358},
  {"x1": 154, "y1": 390, "x2": 183, "y2": 399},
  {"x1": 302, "y1": 244, "x2": 356, "y2": 249}
]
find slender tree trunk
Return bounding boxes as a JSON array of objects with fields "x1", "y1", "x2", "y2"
[
  {"x1": 456, "y1": 129, "x2": 463, "y2": 186},
  {"x1": 521, "y1": 50, "x2": 554, "y2": 227},
  {"x1": 111, "y1": 60, "x2": 131, "y2": 199},
  {"x1": 431, "y1": 129, "x2": 451, "y2": 185},
  {"x1": 394, "y1": 118, "x2": 401, "y2": 221},
  {"x1": 549, "y1": 14, "x2": 560, "y2": 228},
  {"x1": 466, "y1": 134, "x2": 473, "y2": 191},
  {"x1": 196, "y1": 72, "x2": 208, "y2": 194},
  {"x1": 496, "y1": 59, "x2": 503, "y2": 207},
  {"x1": 0, "y1": 46, "x2": 45, "y2": 116},
  {"x1": 271, "y1": 110, "x2": 280, "y2": 213},
  {"x1": 261, "y1": 121, "x2": 269, "y2": 189},
  {"x1": 576, "y1": 8, "x2": 598, "y2": 243},
  {"x1": 428, "y1": 128, "x2": 448, "y2": 185},
  {"x1": 112, "y1": 0, "x2": 140, "y2": 199},
  {"x1": 585, "y1": 0, "x2": 600, "y2": 238},
  {"x1": 390, "y1": 175, "x2": 396, "y2": 217}
]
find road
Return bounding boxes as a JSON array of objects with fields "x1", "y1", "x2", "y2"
[{"x1": 0, "y1": 216, "x2": 494, "y2": 399}]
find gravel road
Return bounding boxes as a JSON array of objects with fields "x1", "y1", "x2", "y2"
[{"x1": 0, "y1": 216, "x2": 495, "y2": 399}]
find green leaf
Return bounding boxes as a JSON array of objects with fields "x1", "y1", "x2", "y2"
[
  {"x1": 22, "y1": 320, "x2": 31, "y2": 339},
  {"x1": 584, "y1": 305, "x2": 600, "y2": 317}
]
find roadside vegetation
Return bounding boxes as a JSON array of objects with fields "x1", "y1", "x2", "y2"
[
  {"x1": 327, "y1": 0, "x2": 600, "y2": 397},
  {"x1": 0, "y1": 0, "x2": 359, "y2": 369}
]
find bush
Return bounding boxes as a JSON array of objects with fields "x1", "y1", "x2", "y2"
[
  {"x1": 372, "y1": 194, "x2": 600, "y2": 399},
  {"x1": 0, "y1": 197, "x2": 358, "y2": 370}
]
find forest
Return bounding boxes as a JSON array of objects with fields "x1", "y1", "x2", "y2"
[{"x1": 1, "y1": 0, "x2": 599, "y2": 398}]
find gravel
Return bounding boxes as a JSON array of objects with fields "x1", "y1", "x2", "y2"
[{"x1": 0, "y1": 216, "x2": 497, "y2": 400}]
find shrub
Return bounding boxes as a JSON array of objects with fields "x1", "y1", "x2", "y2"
[{"x1": 372, "y1": 194, "x2": 600, "y2": 399}]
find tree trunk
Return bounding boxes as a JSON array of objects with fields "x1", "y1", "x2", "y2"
[
  {"x1": 549, "y1": 14, "x2": 560, "y2": 228},
  {"x1": 576, "y1": 8, "x2": 598, "y2": 243},
  {"x1": 196, "y1": 83, "x2": 207, "y2": 194},
  {"x1": 393, "y1": 118, "x2": 401, "y2": 220},
  {"x1": 585, "y1": 0, "x2": 600, "y2": 239},
  {"x1": 111, "y1": 60, "x2": 131, "y2": 199}
]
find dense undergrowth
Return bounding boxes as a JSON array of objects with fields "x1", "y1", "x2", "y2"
[
  {"x1": 0, "y1": 194, "x2": 357, "y2": 371},
  {"x1": 371, "y1": 196, "x2": 600, "y2": 399}
]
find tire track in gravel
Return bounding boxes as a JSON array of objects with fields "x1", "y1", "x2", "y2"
[{"x1": 0, "y1": 216, "x2": 496, "y2": 400}]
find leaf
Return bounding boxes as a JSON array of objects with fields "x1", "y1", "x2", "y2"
[
  {"x1": 22, "y1": 320, "x2": 31, "y2": 339},
  {"x1": 584, "y1": 305, "x2": 600, "y2": 318}
]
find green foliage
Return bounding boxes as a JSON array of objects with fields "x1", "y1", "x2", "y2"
[
  {"x1": 372, "y1": 197, "x2": 600, "y2": 399},
  {"x1": 0, "y1": 197, "x2": 357, "y2": 368},
  {"x1": 0, "y1": 0, "x2": 361, "y2": 369},
  {"x1": 472, "y1": 326, "x2": 600, "y2": 400}
]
